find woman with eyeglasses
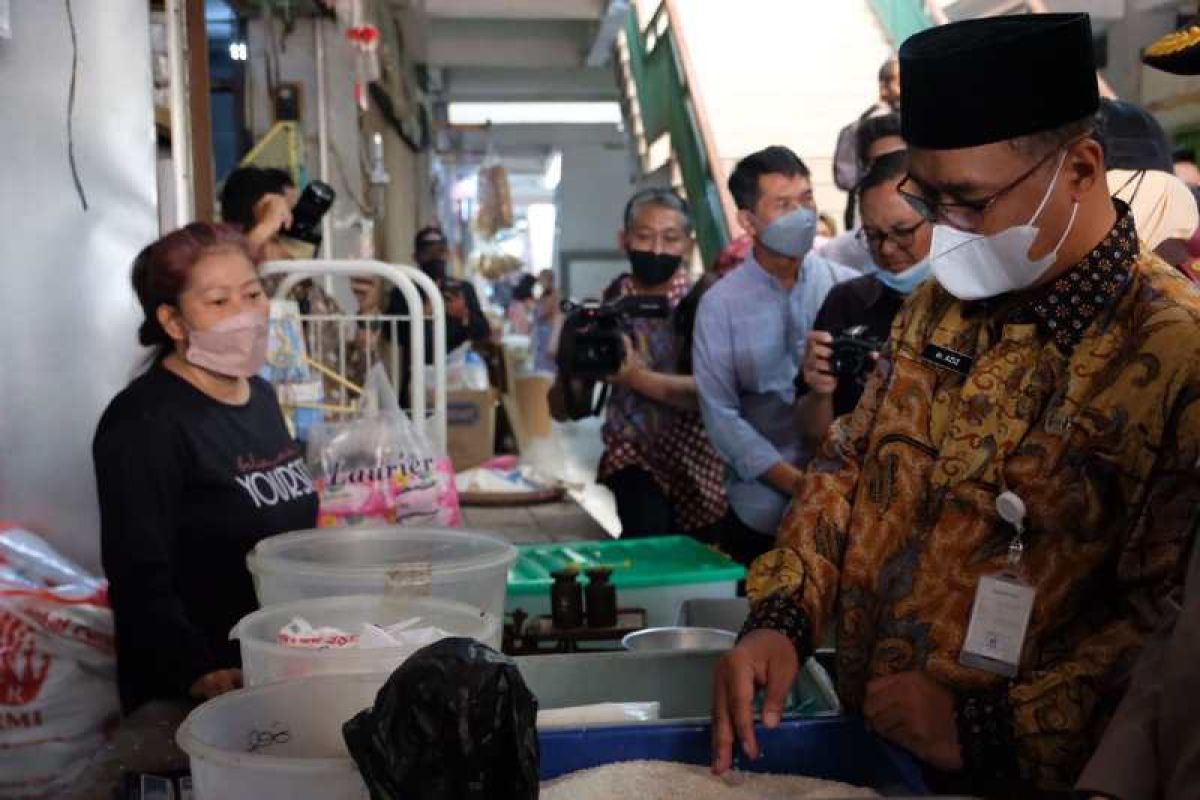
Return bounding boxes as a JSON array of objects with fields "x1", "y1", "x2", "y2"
[{"x1": 795, "y1": 151, "x2": 929, "y2": 443}]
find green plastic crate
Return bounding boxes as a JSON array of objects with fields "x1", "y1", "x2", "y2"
[{"x1": 506, "y1": 536, "x2": 746, "y2": 627}]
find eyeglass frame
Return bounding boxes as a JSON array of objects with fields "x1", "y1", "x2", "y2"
[
  {"x1": 854, "y1": 218, "x2": 928, "y2": 254},
  {"x1": 897, "y1": 135, "x2": 1088, "y2": 232}
]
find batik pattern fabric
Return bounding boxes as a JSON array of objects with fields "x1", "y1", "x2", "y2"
[
  {"x1": 745, "y1": 207, "x2": 1200, "y2": 791},
  {"x1": 598, "y1": 270, "x2": 728, "y2": 532}
]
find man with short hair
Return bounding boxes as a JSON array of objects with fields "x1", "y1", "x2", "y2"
[
  {"x1": 385, "y1": 226, "x2": 491, "y2": 357},
  {"x1": 694, "y1": 146, "x2": 857, "y2": 565},
  {"x1": 834, "y1": 57, "x2": 903, "y2": 230},
  {"x1": 819, "y1": 112, "x2": 907, "y2": 270},
  {"x1": 712, "y1": 14, "x2": 1200, "y2": 795}
]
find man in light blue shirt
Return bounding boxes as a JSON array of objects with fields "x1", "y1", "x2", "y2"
[{"x1": 694, "y1": 146, "x2": 858, "y2": 562}]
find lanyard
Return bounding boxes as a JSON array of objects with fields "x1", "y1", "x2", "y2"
[{"x1": 996, "y1": 490, "x2": 1027, "y2": 569}]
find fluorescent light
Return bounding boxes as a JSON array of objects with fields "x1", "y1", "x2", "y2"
[
  {"x1": 229, "y1": 41, "x2": 247, "y2": 62},
  {"x1": 447, "y1": 102, "x2": 622, "y2": 126},
  {"x1": 542, "y1": 150, "x2": 562, "y2": 191},
  {"x1": 526, "y1": 203, "x2": 557, "y2": 273}
]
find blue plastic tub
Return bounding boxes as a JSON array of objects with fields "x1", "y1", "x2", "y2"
[{"x1": 539, "y1": 716, "x2": 928, "y2": 794}]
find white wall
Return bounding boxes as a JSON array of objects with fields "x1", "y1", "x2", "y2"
[
  {"x1": 0, "y1": 0, "x2": 159, "y2": 571},
  {"x1": 555, "y1": 130, "x2": 635, "y2": 254},
  {"x1": 670, "y1": 0, "x2": 892, "y2": 228},
  {"x1": 558, "y1": 137, "x2": 634, "y2": 300}
]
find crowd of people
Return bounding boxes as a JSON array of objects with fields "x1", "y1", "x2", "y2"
[{"x1": 90, "y1": 9, "x2": 1200, "y2": 799}]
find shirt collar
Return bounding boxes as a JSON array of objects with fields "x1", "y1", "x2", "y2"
[
  {"x1": 745, "y1": 249, "x2": 802, "y2": 293},
  {"x1": 1014, "y1": 200, "x2": 1138, "y2": 350}
]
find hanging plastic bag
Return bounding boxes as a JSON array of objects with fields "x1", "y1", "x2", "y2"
[
  {"x1": 0, "y1": 526, "x2": 118, "y2": 800},
  {"x1": 308, "y1": 365, "x2": 462, "y2": 528},
  {"x1": 261, "y1": 299, "x2": 325, "y2": 441},
  {"x1": 343, "y1": 638, "x2": 539, "y2": 800},
  {"x1": 439, "y1": 344, "x2": 490, "y2": 393}
]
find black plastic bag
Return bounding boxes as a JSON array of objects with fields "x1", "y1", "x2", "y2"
[{"x1": 343, "y1": 637, "x2": 539, "y2": 800}]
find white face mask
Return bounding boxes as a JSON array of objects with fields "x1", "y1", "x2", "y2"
[{"x1": 930, "y1": 150, "x2": 1079, "y2": 301}]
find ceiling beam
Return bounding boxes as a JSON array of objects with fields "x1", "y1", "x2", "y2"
[
  {"x1": 426, "y1": 20, "x2": 588, "y2": 69},
  {"x1": 440, "y1": 67, "x2": 618, "y2": 102},
  {"x1": 423, "y1": 0, "x2": 605, "y2": 22}
]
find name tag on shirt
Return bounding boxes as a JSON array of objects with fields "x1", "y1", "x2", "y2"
[
  {"x1": 959, "y1": 573, "x2": 1035, "y2": 678},
  {"x1": 921, "y1": 344, "x2": 974, "y2": 376}
]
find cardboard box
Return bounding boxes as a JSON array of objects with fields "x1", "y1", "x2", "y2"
[{"x1": 447, "y1": 389, "x2": 497, "y2": 471}]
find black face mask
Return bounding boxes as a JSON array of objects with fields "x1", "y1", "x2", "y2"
[
  {"x1": 419, "y1": 258, "x2": 448, "y2": 283},
  {"x1": 628, "y1": 249, "x2": 682, "y2": 286}
]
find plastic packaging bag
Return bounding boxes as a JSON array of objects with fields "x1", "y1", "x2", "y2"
[
  {"x1": 439, "y1": 344, "x2": 490, "y2": 393},
  {"x1": 261, "y1": 299, "x2": 325, "y2": 441},
  {"x1": 343, "y1": 637, "x2": 539, "y2": 800},
  {"x1": 277, "y1": 616, "x2": 453, "y2": 652},
  {"x1": 308, "y1": 365, "x2": 462, "y2": 528},
  {"x1": 0, "y1": 526, "x2": 118, "y2": 800}
]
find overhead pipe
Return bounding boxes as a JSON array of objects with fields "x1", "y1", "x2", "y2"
[
  {"x1": 166, "y1": 0, "x2": 193, "y2": 224},
  {"x1": 315, "y1": 16, "x2": 333, "y2": 258}
]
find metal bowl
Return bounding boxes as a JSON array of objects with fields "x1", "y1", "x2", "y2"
[{"x1": 621, "y1": 626, "x2": 738, "y2": 653}]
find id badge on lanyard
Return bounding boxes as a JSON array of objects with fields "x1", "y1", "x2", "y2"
[{"x1": 959, "y1": 491, "x2": 1036, "y2": 678}]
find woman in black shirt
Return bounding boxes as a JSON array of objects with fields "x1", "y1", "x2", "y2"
[
  {"x1": 796, "y1": 151, "x2": 932, "y2": 443},
  {"x1": 94, "y1": 223, "x2": 318, "y2": 714}
]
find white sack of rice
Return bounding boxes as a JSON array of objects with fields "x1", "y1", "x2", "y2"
[{"x1": 540, "y1": 760, "x2": 881, "y2": 799}]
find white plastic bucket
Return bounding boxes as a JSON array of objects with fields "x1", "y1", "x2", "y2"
[
  {"x1": 247, "y1": 526, "x2": 517, "y2": 617},
  {"x1": 176, "y1": 674, "x2": 379, "y2": 799},
  {"x1": 232, "y1": 594, "x2": 501, "y2": 686}
]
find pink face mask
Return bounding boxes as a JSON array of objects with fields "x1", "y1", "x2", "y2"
[{"x1": 185, "y1": 309, "x2": 269, "y2": 378}]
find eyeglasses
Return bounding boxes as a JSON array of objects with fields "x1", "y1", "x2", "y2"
[
  {"x1": 855, "y1": 219, "x2": 927, "y2": 252},
  {"x1": 897, "y1": 140, "x2": 1077, "y2": 232}
]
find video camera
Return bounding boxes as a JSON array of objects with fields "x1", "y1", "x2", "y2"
[{"x1": 556, "y1": 294, "x2": 670, "y2": 380}]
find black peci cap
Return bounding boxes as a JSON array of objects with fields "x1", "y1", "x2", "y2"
[
  {"x1": 1097, "y1": 99, "x2": 1172, "y2": 173},
  {"x1": 1143, "y1": 20, "x2": 1200, "y2": 76},
  {"x1": 900, "y1": 13, "x2": 1100, "y2": 150}
]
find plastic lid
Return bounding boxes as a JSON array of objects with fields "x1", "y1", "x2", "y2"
[
  {"x1": 250, "y1": 527, "x2": 518, "y2": 579},
  {"x1": 508, "y1": 536, "x2": 745, "y2": 596}
]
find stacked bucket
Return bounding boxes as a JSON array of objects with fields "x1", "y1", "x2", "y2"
[{"x1": 175, "y1": 527, "x2": 517, "y2": 799}]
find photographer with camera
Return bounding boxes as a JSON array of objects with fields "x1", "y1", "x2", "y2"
[
  {"x1": 549, "y1": 188, "x2": 727, "y2": 541},
  {"x1": 796, "y1": 151, "x2": 930, "y2": 443}
]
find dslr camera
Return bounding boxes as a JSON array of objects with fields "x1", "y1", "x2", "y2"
[
  {"x1": 557, "y1": 294, "x2": 670, "y2": 380},
  {"x1": 284, "y1": 180, "x2": 336, "y2": 245},
  {"x1": 830, "y1": 325, "x2": 883, "y2": 383}
]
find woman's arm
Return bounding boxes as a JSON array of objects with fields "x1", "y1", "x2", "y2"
[
  {"x1": 95, "y1": 415, "x2": 225, "y2": 709},
  {"x1": 796, "y1": 330, "x2": 838, "y2": 445},
  {"x1": 624, "y1": 368, "x2": 699, "y2": 411},
  {"x1": 608, "y1": 335, "x2": 698, "y2": 411}
]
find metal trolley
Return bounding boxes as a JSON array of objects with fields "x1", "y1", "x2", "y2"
[{"x1": 260, "y1": 258, "x2": 448, "y2": 452}]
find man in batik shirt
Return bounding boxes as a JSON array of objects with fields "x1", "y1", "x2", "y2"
[{"x1": 712, "y1": 14, "x2": 1200, "y2": 798}]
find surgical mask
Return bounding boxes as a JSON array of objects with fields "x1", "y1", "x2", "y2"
[
  {"x1": 930, "y1": 151, "x2": 1079, "y2": 301},
  {"x1": 628, "y1": 249, "x2": 682, "y2": 286},
  {"x1": 874, "y1": 259, "x2": 932, "y2": 294},
  {"x1": 756, "y1": 206, "x2": 818, "y2": 260},
  {"x1": 186, "y1": 309, "x2": 269, "y2": 378}
]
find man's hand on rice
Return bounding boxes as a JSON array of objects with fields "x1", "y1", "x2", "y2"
[{"x1": 710, "y1": 629, "x2": 798, "y2": 775}]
